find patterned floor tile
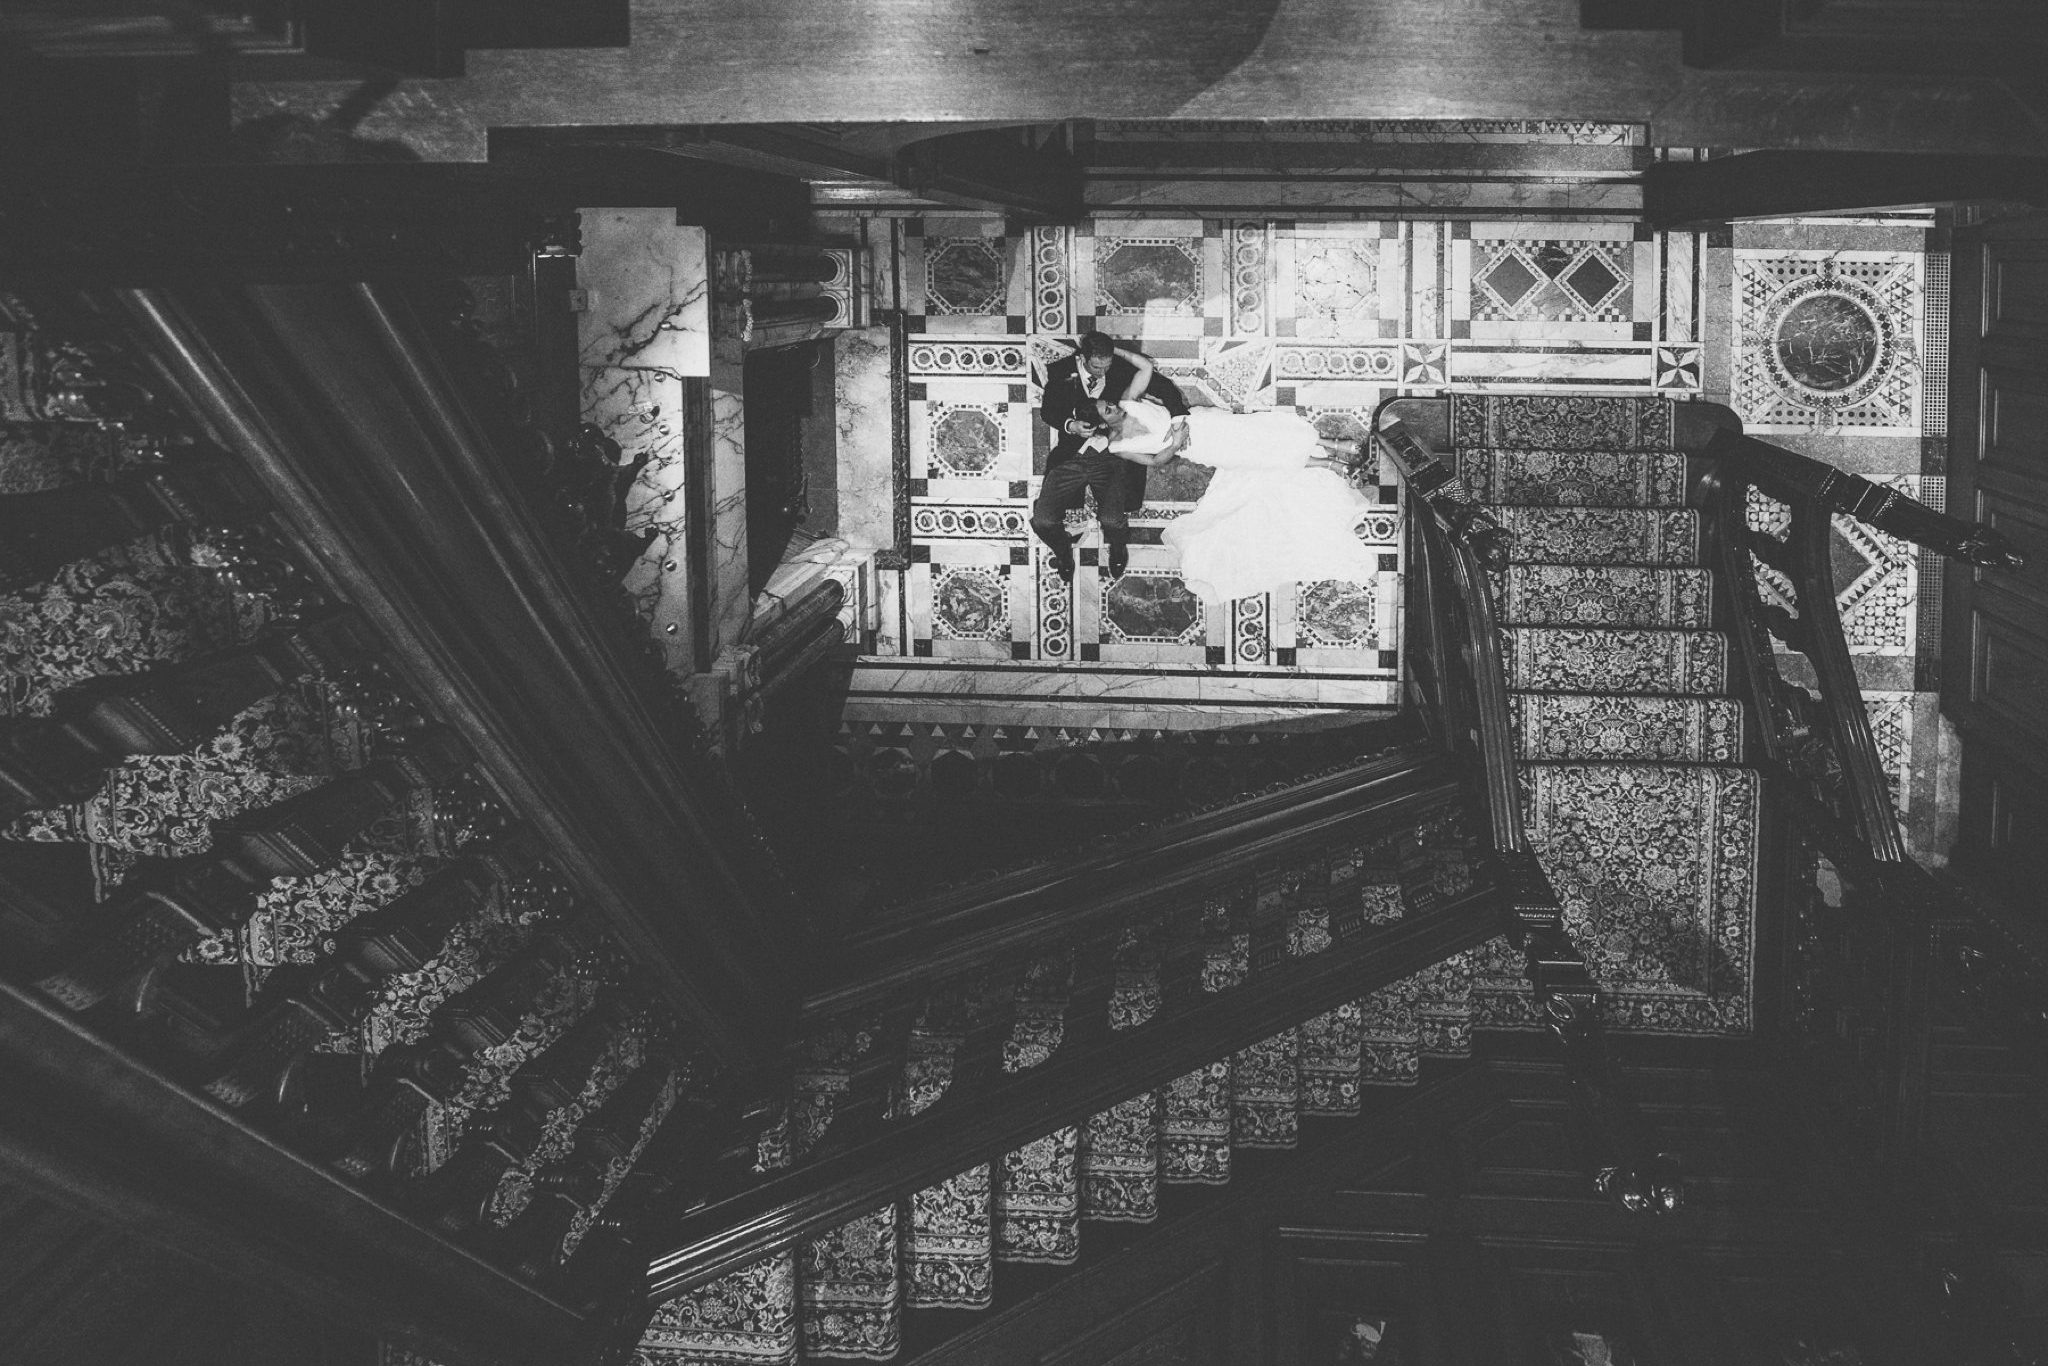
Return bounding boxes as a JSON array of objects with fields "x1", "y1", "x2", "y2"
[{"x1": 1732, "y1": 249, "x2": 1923, "y2": 435}]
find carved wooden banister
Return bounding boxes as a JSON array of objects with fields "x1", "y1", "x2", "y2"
[
  {"x1": 1695, "y1": 445, "x2": 1909, "y2": 867},
  {"x1": 644, "y1": 885, "x2": 1502, "y2": 1301},
  {"x1": 806, "y1": 738, "x2": 1464, "y2": 1020},
  {"x1": 1703, "y1": 426, "x2": 2026, "y2": 572},
  {"x1": 106, "y1": 282, "x2": 801, "y2": 1070}
]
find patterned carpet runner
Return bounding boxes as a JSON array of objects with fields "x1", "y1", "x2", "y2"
[
  {"x1": 635, "y1": 849, "x2": 1484, "y2": 1364},
  {"x1": 1453, "y1": 395, "x2": 1760, "y2": 1038}
]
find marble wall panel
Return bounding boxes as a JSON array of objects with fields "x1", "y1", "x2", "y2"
[
  {"x1": 577, "y1": 211, "x2": 709, "y2": 378},
  {"x1": 910, "y1": 381, "x2": 1035, "y2": 483},
  {"x1": 1661, "y1": 231, "x2": 1701, "y2": 343},
  {"x1": 578, "y1": 212, "x2": 709, "y2": 671},
  {"x1": 835, "y1": 326, "x2": 897, "y2": 553},
  {"x1": 1449, "y1": 344, "x2": 1655, "y2": 389}
]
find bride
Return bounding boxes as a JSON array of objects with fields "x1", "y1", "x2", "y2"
[{"x1": 1093, "y1": 397, "x2": 1381, "y2": 603}]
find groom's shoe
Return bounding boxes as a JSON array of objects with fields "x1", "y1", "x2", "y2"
[
  {"x1": 1051, "y1": 548, "x2": 1076, "y2": 584},
  {"x1": 1106, "y1": 542, "x2": 1129, "y2": 580}
]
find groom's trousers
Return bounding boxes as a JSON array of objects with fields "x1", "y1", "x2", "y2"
[{"x1": 1031, "y1": 452, "x2": 1134, "y2": 559}]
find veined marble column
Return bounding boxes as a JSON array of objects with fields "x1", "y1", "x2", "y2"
[{"x1": 577, "y1": 210, "x2": 709, "y2": 672}]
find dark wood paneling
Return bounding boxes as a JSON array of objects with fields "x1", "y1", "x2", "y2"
[
  {"x1": 1990, "y1": 247, "x2": 2048, "y2": 340},
  {"x1": 1977, "y1": 490, "x2": 2048, "y2": 613},
  {"x1": 0, "y1": 1169, "x2": 373, "y2": 1366},
  {"x1": 1038, "y1": 1262, "x2": 1230, "y2": 1366},
  {"x1": 1946, "y1": 212, "x2": 2048, "y2": 905}
]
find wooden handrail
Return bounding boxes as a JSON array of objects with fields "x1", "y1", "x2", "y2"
[
  {"x1": 806, "y1": 736, "x2": 1464, "y2": 1020},
  {"x1": 1693, "y1": 439, "x2": 1908, "y2": 866},
  {"x1": 646, "y1": 887, "x2": 1503, "y2": 1301},
  {"x1": 1369, "y1": 411, "x2": 1520, "y2": 852},
  {"x1": 108, "y1": 283, "x2": 803, "y2": 1072},
  {"x1": 1786, "y1": 496, "x2": 1911, "y2": 863},
  {"x1": 1426, "y1": 509, "x2": 1525, "y2": 853}
]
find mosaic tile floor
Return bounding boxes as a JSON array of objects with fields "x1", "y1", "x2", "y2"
[{"x1": 841, "y1": 155, "x2": 1942, "y2": 751}]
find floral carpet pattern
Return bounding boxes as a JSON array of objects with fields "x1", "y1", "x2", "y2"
[{"x1": 1453, "y1": 394, "x2": 1760, "y2": 1036}]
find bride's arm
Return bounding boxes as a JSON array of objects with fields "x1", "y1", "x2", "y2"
[
  {"x1": 1115, "y1": 348, "x2": 1155, "y2": 405},
  {"x1": 1112, "y1": 421, "x2": 1190, "y2": 466}
]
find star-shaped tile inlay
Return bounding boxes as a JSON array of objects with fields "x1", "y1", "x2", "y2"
[{"x1": 1655, "y1": 344, "x2": 1703, "y2": 391}]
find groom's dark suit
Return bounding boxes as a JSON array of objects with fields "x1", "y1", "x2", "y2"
[{"x1": 1032, "y1": 351, "x2": 1189, "y2": 564}]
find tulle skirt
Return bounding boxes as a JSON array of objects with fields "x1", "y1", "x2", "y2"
[{"x1": 1162, "y1": 410, "x2": 1380, "y2": 602}]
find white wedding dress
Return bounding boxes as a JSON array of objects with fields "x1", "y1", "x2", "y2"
[{"x1": 1109, "y1": 402, "x2": 1381, "y2": 602}]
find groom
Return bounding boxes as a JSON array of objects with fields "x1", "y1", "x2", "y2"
[{"x1": 1033, "y1": 333, "x2": 1189, "y2": 583}]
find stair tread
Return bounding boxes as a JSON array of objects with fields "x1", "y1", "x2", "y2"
[
  {"x1": 1498, "y1": 505, "x2": 1702, "y2": 567},
  {"x1": 1459, "y1": 447, "x2": 1691, "y2": 509},
  {"x1": 1511, "y1": 692, "x2": 1746, "y2": 763},
  {"x1": 1519, "y1": 762, "x2": 1761, "y2": 1034},
  {"x1": 1501, "y1": 625, "x2": 1732, "y2": 696},
  {"x1": 1493, "y1": 564, "x2": 1714, "y2": 628}
]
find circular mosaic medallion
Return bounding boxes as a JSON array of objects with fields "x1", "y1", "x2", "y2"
[
  {"x1": 1758, "y1": 271, "x2": 1900, "y2": 413},
  {"x1": 1775, "y1": 293, "x2": 1880, "y2": 393}
]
